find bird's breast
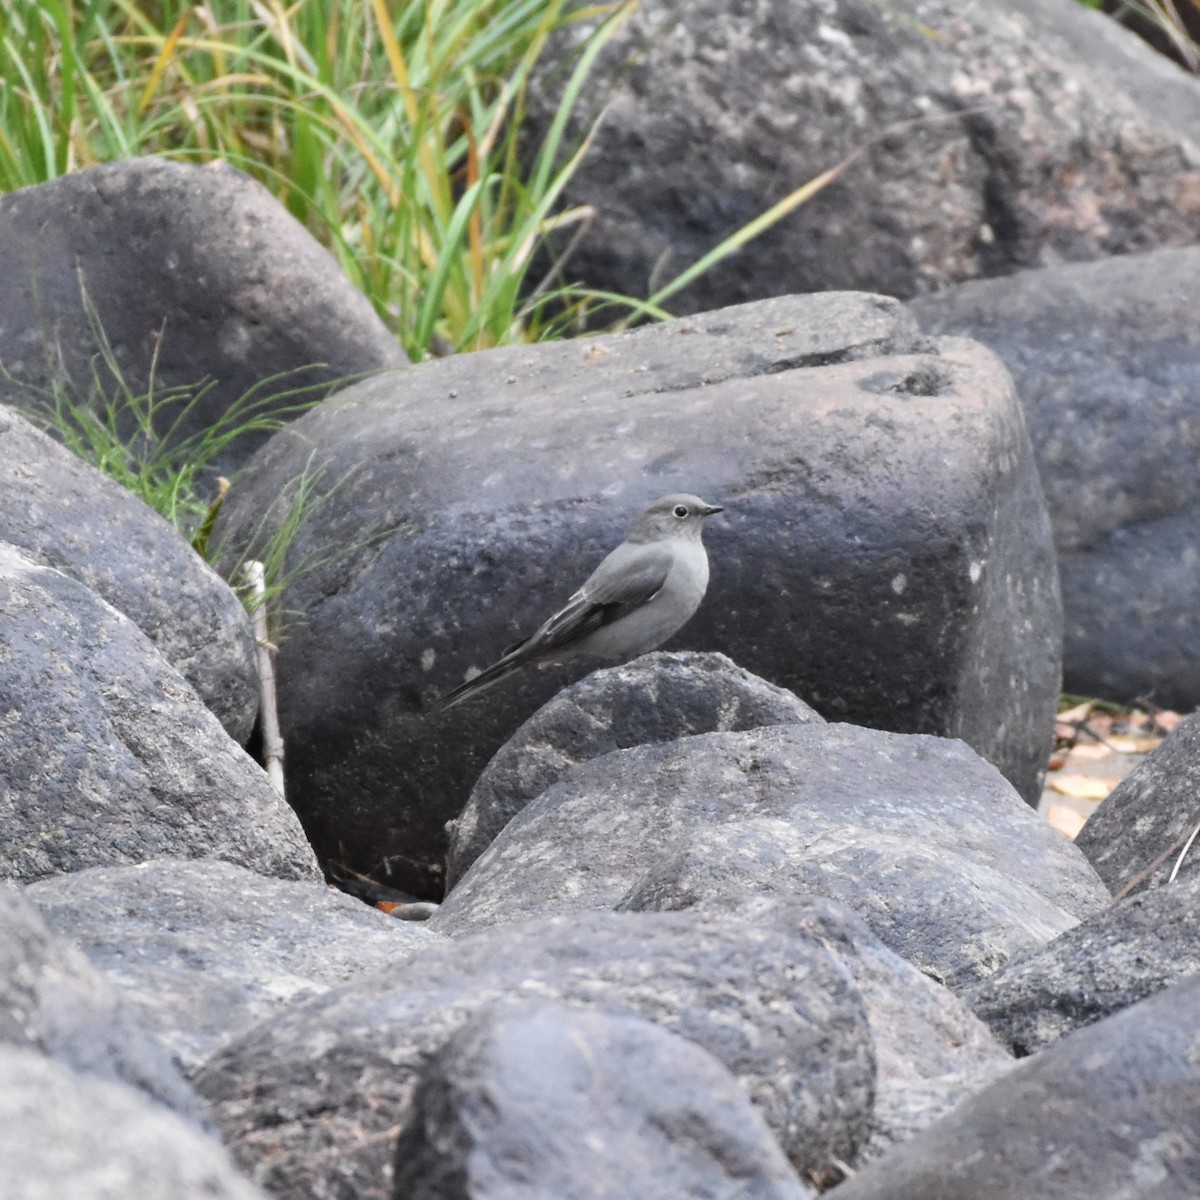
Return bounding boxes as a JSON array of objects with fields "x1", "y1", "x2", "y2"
[{"x1": 667, "y1": 540, "x2": 710, "y2": 611}]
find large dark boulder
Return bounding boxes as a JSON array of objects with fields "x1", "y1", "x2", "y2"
[
  {"x1": 0, "y1": 884, "x2": 203, "y2": 1123},
  {"x1": 214, "y1": 292, "x2": 1060, "y2": 897},
  {"x1": 912, "y1": 245, "x2": 1200, "y2": 708},
  {"x1": 433, "y1": 723, "x2": 1107, "y2": 988},
  {"x1": 826, "y1": 972, "x2": 1200, "y2": 1200},
  {"x1": 1074, "y1": 709, "x2": 1200, "y2": 896},
  {"x1": 26, "y1": 860, "x2": 439, "y2": 1074},
  {"x1": 446, "y1": 650, "x2": 822, "y2": 887},
  {"x1": 529, "y1": 0, "x2": 1200, "y2": 314},
  {"x1": 195, "y1": 908, "x2": 877, "y2": 1200},
  {"x1": 0, "y1": 544, "x2": 317, "y2": 884},
  {"x1": 391, "y1": 1002, "x2": 812, "y2": 1200},
  {"x1": 0, "y1": 404, "x2": 257, "y2": 739},
  {"x1": 0, "y1": 1046, "x2": 267, "y2": 1200},
  {"x1": 966, "y1": 870, "x2": 1200, "y2": 1055},
  {"x1": 0, "y1": 158, "x2": 406, "y2": 475}
]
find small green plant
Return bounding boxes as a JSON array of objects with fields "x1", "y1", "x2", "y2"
[
  {"x1": 4, "y1": 291, "x2": 347, "y2": 622},
  {"x1": 211, "y1": 450, "x2": 351, "y2": 628},
  {"x1": 1079, "y1": 0, "x2": 1200, "y2": 71},
  {"x1": 22, "y1": 354, "x2": 356, "y2": 628},
  {"x1": 15, "y1": 335, "x2": 338, "y2": 549}
]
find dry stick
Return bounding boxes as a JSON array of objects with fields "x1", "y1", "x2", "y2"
[
  {"x1": 1168, "y1": 818, "x2": 1200, "y2": 884},
  {"x1": 245, "y1": 560, "x2": 285, "y2": 799},
  {"x1": 1112, "y1": 816, "x2": 1200, "y2": 901}
]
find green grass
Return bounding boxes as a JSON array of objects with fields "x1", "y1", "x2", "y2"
[
  {"x1": 13, "y1": 345, "x2": 356, "y2": 620},
  {"x1": 8, "y1": 287, "x2": 337, "y2": 542},
  {"x1": 209, "y1": 450, "x2": 349, "y2": 623},
  {"x1": 1, "y1": 0, "x2": 665, "y2": 605},
  {"x1": 1075, "y1": 0, "x2": 1200, "y2": 70},
  {"x1": 1, "y1": 0, "x2": 854, "y2": 355},
  {"x1": 1, "y1": 0, "x2": 659, "y2": 358}
]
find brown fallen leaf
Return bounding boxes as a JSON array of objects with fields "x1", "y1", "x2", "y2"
[
  {"x1": 1067, "y1": 742, "x2": 1113, "y2": 761},
  {"x1": 1104, "y1": 735, "x2": 1164, "y2": 755},
  {"x1": 1045, "y1": 804, "x2": 1088, "y2": 839},
  {"x1": 1048, "y1": 774, "x2": 1114, "y2": 801},
  {"x1": 1057, "y1": 700, "x2": 1095, "y2": 724}
]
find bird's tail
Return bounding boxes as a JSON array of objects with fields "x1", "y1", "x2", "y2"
[{"x1": 434, "y1": 656, "x2": 524, "y2": 711}]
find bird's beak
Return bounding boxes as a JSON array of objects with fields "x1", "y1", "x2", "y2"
[{"x1": 702, "y1": 504, "x2": 724, "y2": 517}]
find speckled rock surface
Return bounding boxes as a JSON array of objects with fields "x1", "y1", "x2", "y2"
[
  {"x1": 0, "y1": 884, "x2": 203, "y2": 1123},
  {"x1": 196, "y1": 908, "x2": 876, "y2": 1200},
  {"x1": 392, "y1": 1002, "x2": 813, "y2": 1200},
  {"x1": 433, "y1": 723, "x2": 1108, "y2": 990},
  {"x1": 966, "y1": 870, "x2": 1200, "y2": 1055},
  {"x1": 0, "y1": 1046, "x2": 267, "y2": 1200},
  {"x1": 446, "y1": 651, "x2": 822, "y2": 887},
  {"x1": 0, "y1": 405, "x2": 257, "y2": 740},
  {"x1": 827, "y1": 972, "x2": 1200, "y2": 1200},
  {"x1": 26, "y1": 860, "x2": 439, "y2": 1074},
  {"x1": 1074, "y1": 709, "x2": 1200, "y2": 896},
  {"x1": 0, "y1": 543, "x2": 317, "y2": 884},
  {"x1": 723, "y1": 897, "x2": 1014, "y2": 1162},
  {"x1": 913, "y1": 245, "x2": 1200, "y2": 709},
  {"x1": 529, "y1": 0, "x2": 1200, "y2": 312}
]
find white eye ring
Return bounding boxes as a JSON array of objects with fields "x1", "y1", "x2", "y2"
[{"x1": 673, "y1": 504, "x2": 689, "y2": 518}]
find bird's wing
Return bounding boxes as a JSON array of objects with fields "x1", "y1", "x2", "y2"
[
  {"x1": 436, "y1": 542, "x2": 673, "y2": 711},
  {"x1": 529, "y1": 541, "x2": 675, "y2": 654}
]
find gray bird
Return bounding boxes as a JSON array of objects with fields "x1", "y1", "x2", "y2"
[{"x1": 437, "y1": 493, "x2": 724, "y2": 709}]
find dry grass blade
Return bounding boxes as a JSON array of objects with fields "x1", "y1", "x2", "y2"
[{"x1": 1167, "y1": 818, "x2": 1200, "y2": 883}]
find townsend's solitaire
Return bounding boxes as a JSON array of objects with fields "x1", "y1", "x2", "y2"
[{"x1": 437, "y1": 493, "x2": 724, "y2": 708}]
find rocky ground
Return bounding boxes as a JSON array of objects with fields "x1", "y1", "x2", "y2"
[{"x1": 5, "y1": 1, "x2": 1200, "y2": 1197}]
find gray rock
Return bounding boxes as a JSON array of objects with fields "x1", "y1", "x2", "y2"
[
  {"x1": 391, "y1": 1002, "x2": 813, "y2": 1200},
  {"x1": 0, "y1": 544, "x2": 317, "y2": 884},
  {"x1": 214, "y1": 292, "x2": 1060, "y2": 897},
  {"x1": 195, "y1": 908, "x2": 877, "y2": 1200},
  {"x1": 0, "y1": 1046, "x2": 267, "y2": 1200},
  {"x1": 827, "y1": 971, "x2": 1200, "y2": 1200},
  {"x1": 530, "y1": 0, "x2": 1200, "y2": 312},
  {"x1": 0, "y1": 158, "x2": 407, "y2": 476},
  {"x1": 618, "y1": 820, "x2": 1088, "y2": 993},
  {"x1": 966, "y1": 870, "x2": 1200, "y2": 1054},
  {"x1": 725, "y1": 897, "x2": 1014, "y2": 1161},
  {"x1": 1074, "y1": 709, "x2": 1200, "y2": 896},
  {"x1": 432, "y1": 723, "x2": 1107, "y2": 989},
  {"x1": 445, "y1": 650, "x2": 822, "y2": 888},
  {"x1": 912, "y1": 245, "x2": 1200, "y2": 708},
  {"x1": 0, "y1": 404, "x2": 257, "y2": 740},
  {"x1": 26, "y1": 859, "x2": 441, "y2": 1074},
  {"x1": 0, "y1": 884, "x2": 204, "y2": 1124}
]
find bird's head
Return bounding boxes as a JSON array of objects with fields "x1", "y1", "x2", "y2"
[{"x1": 627, "y1": 493, "x2": 724, "y2": 543}]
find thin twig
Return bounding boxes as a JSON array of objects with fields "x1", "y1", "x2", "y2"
[
  {"x1": 1168, "y1": 817, "x2": 1200, "y2": 884},
  {"x1": 1112, "y1": 817, "x2": 1200, "y2": 900},
  {"x1": 245, "y1": 560, "x2": 285, "y2": 799}
]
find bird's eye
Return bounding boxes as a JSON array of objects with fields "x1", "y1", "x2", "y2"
[{"x1": 673, "y1": 504, "x2": 689, "y2": 519}]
